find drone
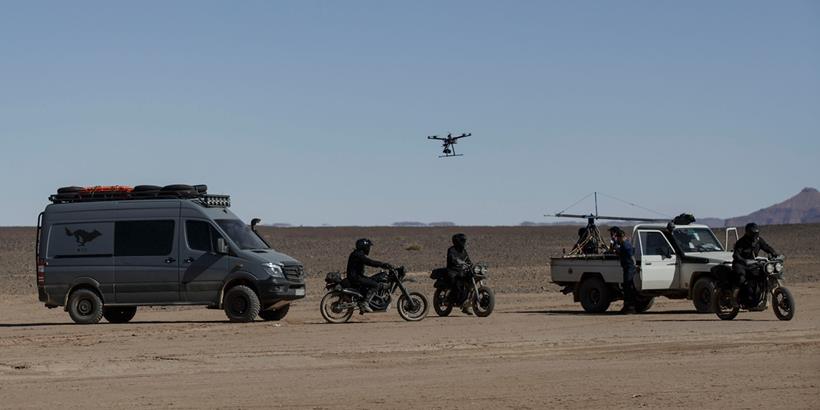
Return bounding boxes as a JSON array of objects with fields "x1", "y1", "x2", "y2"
[{"x1": 427, "y1": 132, "x2": 471, "y2": 158}]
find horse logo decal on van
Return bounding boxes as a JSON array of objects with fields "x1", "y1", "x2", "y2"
[{"x1": 65, "y1": 227, "x2": 102, "y2": 246}]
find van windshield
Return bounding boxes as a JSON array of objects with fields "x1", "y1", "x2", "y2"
[
  {"x1": 672, "y1": 228, "x2": 724, "y2": 253},
  {"x1": 216, "y1": 219, "x2": 269, "y2": 250}
]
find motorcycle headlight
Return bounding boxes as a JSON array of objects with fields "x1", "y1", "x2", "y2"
[
  {"x1": 774, "y1": 262, "x2": 784, "y2": 273},
  {"x1": 263, "y1": 262, "x2": 285, "y2": 278},
  {"x1": 473, "y1": 266, "x2": 481, "y2": 274},
  {"x1": 765, "y1": 263, "x2": 775, "y2": 274}
]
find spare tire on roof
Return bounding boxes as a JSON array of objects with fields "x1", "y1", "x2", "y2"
[
  {"x1": 193, "y1": 184, "x2": 208, "y2": 194},
  {"x1": 131, "y1": 185, "x2": 162, "y2": 198},
  {"x1": 159, "y1": 184, "x2": 199, "y2": 198},
  {"x1": 57, "y1": 186, "x2": 84, "y2": 194}
]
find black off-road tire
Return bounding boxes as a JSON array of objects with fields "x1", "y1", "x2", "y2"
[
  {"x1": 472, "y1": 286, "x2": 495, "y2": 317},
  {"x1": 67, "y1": 288, "x2": 104, "y2": 324},
  {"x1": 223, "y1": 285, "x2": 260, "y2": 323},
  {"x1": 159, "y1": 184, "x2": 198, "y2": 198},
  {"x1": 772, "y1": 287, "x2": 796, "y2": 321},
  {"x1": 259, "y1": 304, "x2": 290, "y2": 321},
  {"x1": 712, "y1": 288, "x2": 739, "y2": 320},
  {"x1": 57, "y1": 186, "x2": 84, "y2": 194},
  {"x1": 397, "y1": 292, "x2": 429, "y2": 322},
  {"x1": 692, "y1": 277, "x2": 716, "y2": 313},
  {"x1": 634, "y1": 296, "x2": 655, "y2": 313},
  {"x1": 433, "y1": 288, "x2": 453, "y2": 317},
  {"x1": 578, "y1": 276, "x2": 611, "y2": 313},
  {"x1": 103, "y1": 306, "x2": 137, "y2": 323}
]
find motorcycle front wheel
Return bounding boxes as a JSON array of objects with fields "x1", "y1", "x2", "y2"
[
  {"x1": 712, "y1": 288, "x2": 739, "y2": 321},
  {"x1": 472, "y1": 286, "x2": 495, "y2": 317},
  {"x1": 398, "y1": 292, "x2": 429, "y2": 321},
  {"x1": 320, "y1": 291, "x2": 355, "y2": 324},
  {"x1": 772, "y1": 287, "x2": 796, "y2": 321},
  {"x1": 433, "y1": 288, "x2": 453, "y2": 317}
]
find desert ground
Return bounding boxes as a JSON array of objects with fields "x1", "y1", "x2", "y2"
[{"x1": 1, "y1": 225, "x2": 819, "y2": 409}]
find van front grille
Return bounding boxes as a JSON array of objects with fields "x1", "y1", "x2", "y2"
[{"x1": 283, "y1": 265, "x2": 304, "y2": 281}]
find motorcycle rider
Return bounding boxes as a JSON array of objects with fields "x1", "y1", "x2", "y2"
[
  {"x1": 609, "y1": 226, "x2": 638, "y2": 314},
  {"x1": 732, "y1": 223, "x2": 778, "y2": 300},
  {"x1": 447, "y1": 233, "x2": 473, "y2": 314},
  {"x1": 347, "y1": 238, "x2": 392, "y2": 313}
]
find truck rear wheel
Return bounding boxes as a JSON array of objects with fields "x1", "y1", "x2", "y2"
[
  {"x1": 692, "y1": 277, "x2": 716, "y2": 313},
  {"x1": 223, "y1": 285, "x2": 260, "y2": 322},
  {"x1": 578, "y1": 276, "x2": 611, "y2": 313},
  {"x1": 67, "y1": 288, "x2": 104, "y2": 324}
]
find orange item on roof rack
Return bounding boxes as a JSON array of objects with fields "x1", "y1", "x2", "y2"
[{"x1": 81, "y1": 185, "x2": 134, "y2": 193}]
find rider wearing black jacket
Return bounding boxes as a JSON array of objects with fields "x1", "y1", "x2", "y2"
[
  {"x1": 732, "y1": 223, "x2": 778, "y2": 288},
  {"x1": 446, "y1": 233, "x2": 473, "y2": 314},
  {"x1": 347, "y1": 238, "x2": 392, "y2": 313}
]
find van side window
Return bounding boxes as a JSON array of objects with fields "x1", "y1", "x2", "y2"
[
  {"x1": 186, "y1": 220, "x2": 222, "y2": 252},
  {"x1": 115, "y1": 220, "x2": 175, "y2": 256}
]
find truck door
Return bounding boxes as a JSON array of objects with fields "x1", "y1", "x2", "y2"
[
  {"x1": 114, "y1": 220, "x2": 181, "y2": 303},
  {"x1": 637, "y1": 230, "x2": 677, "y2": 290}
]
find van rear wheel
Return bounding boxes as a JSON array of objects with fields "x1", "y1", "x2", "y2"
[
  {"x1": 67, "y1": 289, "x2": 103, "y2": 324},
  {"x1": 259, "y1": 304, "x2": 290, "y2": 321},
  {"x1": 223, "y1": 285, "x2": 260, "y2": 322},
  {"x1": 103, "y1": 306, "x2": 137, "y2": 323}
]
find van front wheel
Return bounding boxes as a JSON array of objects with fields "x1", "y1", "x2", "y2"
[
  {"x1": 223, "y1": 285, "x2": 260, "y2": 322},
  {"x1": 67, "y1": 288, "x2": 104, "y2": 324}
]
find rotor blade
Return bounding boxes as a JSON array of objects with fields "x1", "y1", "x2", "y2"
[{"x1": 551, "y1": 213, "x2": 668, "y2": 222}]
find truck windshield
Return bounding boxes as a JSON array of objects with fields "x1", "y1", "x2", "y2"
[
  {"x1": 672, "y1": 228, "x2": 724, "y2": 253},
  {"x1": 216, "y1": 219, "x2": 269, "y2": 250}
]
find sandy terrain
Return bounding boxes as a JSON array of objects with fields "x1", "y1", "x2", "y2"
[{"x1": 1, "y1": 225, "x2": 818, "y2": 408}]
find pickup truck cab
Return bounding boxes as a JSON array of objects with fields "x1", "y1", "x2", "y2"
[{"x1": 551, "y1": 223, "x2": 734, "y2": 313}]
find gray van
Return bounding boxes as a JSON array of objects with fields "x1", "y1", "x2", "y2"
[{"x1": 36, "y1": 187, "x2": 306, "y2": 324}]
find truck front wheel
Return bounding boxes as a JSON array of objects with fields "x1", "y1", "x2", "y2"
[
  {"x1": 578, "y1": 276, "x2": 611, "y2": 313},
  {"x1": 692, "y1": 277, "x2": 716, "y2": 313}
]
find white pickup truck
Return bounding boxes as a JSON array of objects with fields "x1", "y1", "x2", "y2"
[{"x1": 551, "y1": 223, "x2": 736, "y2": 313}]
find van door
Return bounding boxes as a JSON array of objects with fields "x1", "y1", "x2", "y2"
[
  {"x1": 637, "y1": 230, "x2": 677, "y2": 290},
  {"x1": 181, "y1": 219, "x2": 228, "y2": 303},
  {"x1": 114, "y1": 220, "x2": 180, "y2": 303}
]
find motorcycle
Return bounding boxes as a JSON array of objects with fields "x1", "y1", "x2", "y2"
[
  {"x1": 320, "y1": 266, "x2": 429, "y2": 323},
  {"x1": 430, "y1": 264, "x2": 495, "y2": 317},
  {"x1": 712, "y1": 256, "x2": 796, "y2": 321}
]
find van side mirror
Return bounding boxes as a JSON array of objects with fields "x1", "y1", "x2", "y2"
[
  {"x1": 251, "y1": 218, "x2": 261, "y2": 232},
  {"x1": 216, "y1": 238, "x2": 229, "y2": 255}
]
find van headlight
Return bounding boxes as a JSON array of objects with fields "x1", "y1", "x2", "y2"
[
  {"x1": 263, "y1": 262, "x2": 285, "y2": 278},
  {"x1": 765, "y1": 263, "x2": 775, "y2": 274},
  {"x1": 774, "y1": 262, "x2": 784, "y2": 273}
]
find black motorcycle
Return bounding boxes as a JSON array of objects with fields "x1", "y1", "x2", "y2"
[
  {"x1": 320, "y1": 266, "x2": 429, "y2": 323},
  {"x1": 430, "y1": 264, "x2": 495, "y2": 317},
  {"x1": 712, "y1": 256, "x2": 796, "y2": 321}
]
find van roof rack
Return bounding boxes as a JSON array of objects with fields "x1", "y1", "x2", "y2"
[{"x1": 49, "y1": 184, "x2": 230, "y2": 207}]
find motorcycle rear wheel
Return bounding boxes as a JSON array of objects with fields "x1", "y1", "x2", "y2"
[
  {"x1": 398, "y1": 292, "x2": 429, "y2": 322},
  {"x1": 712, "y1": 288, "x2": 739, "y2": 320},
  {"x1": 433, "y1": 288, "x2": 453, "y2": 317},
  {"x1": 472, "y1": 286, "x2": 495, "y2": 317},
  {"x1": 320, "y1": 291, "x2": 354, "y2": 324},
  {"x1": 772, "y1": 287, "x2": 796, "y2": 321}
]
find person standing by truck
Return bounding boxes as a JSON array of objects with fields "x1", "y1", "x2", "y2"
[{"x1": 609, "y1": 227, "x2": 638, "y2": 314}]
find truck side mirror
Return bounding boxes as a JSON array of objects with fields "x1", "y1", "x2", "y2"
[
  {"x1": 216, "y1": 238, "x2": 229, "y2": 255},
  {"x1": 251, "y1": 218, "x2": 261, "y2": 232}
]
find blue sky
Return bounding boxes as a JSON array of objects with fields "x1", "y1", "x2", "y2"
[{"x1": 1, "y1": 1, "x2": 818, "y2": 225}]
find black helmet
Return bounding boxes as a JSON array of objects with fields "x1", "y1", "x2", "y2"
[
  {"x1": 745, "y1": 223, "x2": 760, "y2": 237},
  {"x1": 608, "y1": 226, "x2": 624, "y2": 236},
  {"x1": 355, "y1": 238, "x2": 373, "y2": 255},
  {"x1": 452, "y1": 233, "x2": 467, "y2": 248}
]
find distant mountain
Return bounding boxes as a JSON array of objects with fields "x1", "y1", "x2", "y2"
[
  {"x1": 392, "y1": 222, "x2": 428, "y2": 227},
  {"x1": 725, "y1": 187, "x2": 820, "y2": 226},
  {"x1": 428, "y1": 222, "x2": 456, "y2": 227},
  {"x1": 696, "y1": 217, "x2": 725, "y2": 228}
]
